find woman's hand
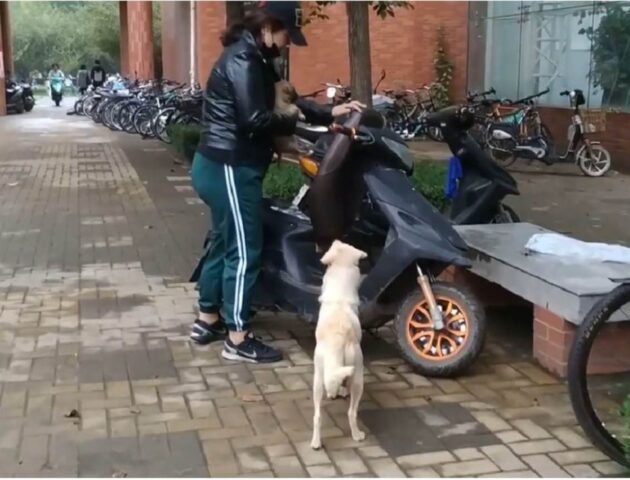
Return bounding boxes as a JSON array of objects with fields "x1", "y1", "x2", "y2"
[{"x1": 332, "y1": 101, "x2": 365, "y2": 118}]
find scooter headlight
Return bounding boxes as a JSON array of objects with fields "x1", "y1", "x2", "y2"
[{"x1": 381, "y1": 137, "x2": 414, "y2": 173}]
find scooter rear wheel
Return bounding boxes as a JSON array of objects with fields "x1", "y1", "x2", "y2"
[{"x1": 393, "y1": 282, "x2": 486, "y2": 378}]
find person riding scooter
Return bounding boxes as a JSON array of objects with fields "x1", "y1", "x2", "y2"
[
  {"x1": 48, "y1": 63, "x2": 65, "y2": 107},
  {"x1": 189, "y1": 1, "x2": 363, "y2": 363}
]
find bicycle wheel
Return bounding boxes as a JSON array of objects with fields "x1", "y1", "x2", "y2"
[{"x1": 568, "y1": 282, "x2": 630, "y2": 468}]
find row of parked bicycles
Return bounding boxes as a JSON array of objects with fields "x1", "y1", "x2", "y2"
[
  {"x1": 71, "y1": 79, "x2": 202, "y2": 144},
  {"x1": 318, "y1": 70, "x2": 611, "y2": 177}
]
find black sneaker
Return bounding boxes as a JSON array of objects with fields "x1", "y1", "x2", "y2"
[
  {"x1": 190, "y1": 319, "x2": 227, "y2": 345},
  {"x1": 222, "y1": 333, "x2": 283, "y2": 364}
]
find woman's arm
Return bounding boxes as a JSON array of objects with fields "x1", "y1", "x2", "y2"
[
  {"x1": 295, "y1": 98, "x2": 334, "y2": 126},
  {"x1": 227, "y1": 53, "x2": 297, "y2": 137}
]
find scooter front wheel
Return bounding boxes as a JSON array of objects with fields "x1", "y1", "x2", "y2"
[
  {"x1": 577, "y1": 144, "x2": 612, "y2": 177},
  {"x1": 393, "y1": 282, "x2": 486, "y2": 378}
]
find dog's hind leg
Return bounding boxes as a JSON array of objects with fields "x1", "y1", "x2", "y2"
[
  {"x1": 347, "y1": 365, "x2": 365, "y2": 442},
  {"x1": 311, "y1": 358, "x2": 325, "y2": 450}
]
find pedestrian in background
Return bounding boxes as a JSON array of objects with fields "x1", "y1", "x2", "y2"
[{"x1": 77, "y1": 64, "x2": 89, "y2": 94}]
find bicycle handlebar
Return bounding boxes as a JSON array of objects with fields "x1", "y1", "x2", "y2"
[
  {"x1": 467, "y1": 87, "x2": 497, "y2": 101},
  {"x1": 511, "y1": 88, "x2": 550, "y2": 105}
]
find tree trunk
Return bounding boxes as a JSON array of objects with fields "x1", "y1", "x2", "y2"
[
  {"x1": 346, "y1": 1, "x2": 372, "y2": 107},
  {"x1": 225, "y1": 1, "x2": 245, "y2": 27}
]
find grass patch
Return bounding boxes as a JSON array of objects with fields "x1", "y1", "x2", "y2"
[{"x1": 621, "y1": 395, "x2": 630, "y2": 460}]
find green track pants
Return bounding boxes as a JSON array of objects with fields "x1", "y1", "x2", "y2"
[{"x1": 191, "y1": 152, "x2": 265, "y2": 332}]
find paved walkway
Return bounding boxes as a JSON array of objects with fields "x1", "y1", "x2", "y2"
[{"x1": 0, "y1": 104, "x2": 626, "y2": 477}]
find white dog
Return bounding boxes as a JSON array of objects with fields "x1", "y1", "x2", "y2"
[{"x1": 311, "y1": 240, "x2": 367, "y2": 450}]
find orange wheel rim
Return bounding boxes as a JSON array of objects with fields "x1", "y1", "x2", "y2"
[{"x1": 406, "y1": 296, "x2": 469, "y2": 361}]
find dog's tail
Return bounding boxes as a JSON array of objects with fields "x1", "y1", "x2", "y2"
[{"x1": 323, "y1": 355, "x2": 354, "y2": 399}]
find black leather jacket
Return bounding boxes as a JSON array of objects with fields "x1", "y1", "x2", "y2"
[{"x1": 197, "y1": 31, "x2": 333, "y2": 167}]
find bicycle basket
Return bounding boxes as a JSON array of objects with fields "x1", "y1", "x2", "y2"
[{"x1": 581, "y1": 109, "x2": 606, "y2": 134}]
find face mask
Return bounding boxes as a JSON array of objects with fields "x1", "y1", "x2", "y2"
[{"x1": 260, "y1": 43, "x2": 281, "y2": 59}]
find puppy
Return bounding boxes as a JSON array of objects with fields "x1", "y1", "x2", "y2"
[
  {"x1": 311, "y1": 240, "x2": 367, "y2": 450},
  {"x1": 273, "y1": 80, "x2": 303, "y2": 158}
]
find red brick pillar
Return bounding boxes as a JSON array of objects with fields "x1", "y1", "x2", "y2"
[
  {"x1": 195, "y1": 1, "x2": 225, "y2": 84},
  {"x1": 119, "y1": 1, "x2": 129, "y2": 76},
  {"x1": 123, "y1": 1, "x2": 155, "y2": 80}
]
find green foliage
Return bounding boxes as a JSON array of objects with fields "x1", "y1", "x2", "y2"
[
  {"x1": 262, "y1": 163, "x2": 308, "y2": 201},
  {"x1": 305, "y1": 1, "x2": 412, "y2": 24},
  {"x1": 164, "y1": 122, "x2": 448, "y2": 210},
  {"x1": 577, "y1": 4, "x2": 630, "y2": 108},
  {"x1": 621, "y1": 394, "x2": 630, "y2": 460},
  {"x1": 432, "y1": 27, "x2": 454, "y2": 109},
  {"x1": 167, "y1": 123, "x2": 201, "y2": 162},
  {"x1": 10, "y1": 1, "x2": 162, "y2": 80},
  {"x1": 10, "y1": 1, "x2": 121, "y2": 78}
]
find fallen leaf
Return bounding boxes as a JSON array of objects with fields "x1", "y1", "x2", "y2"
[
  {"x1": 64, "y1": 409, "x2": 81, "y2": 419},
  {"x1": 130, "y1": 407, "x2": 141, "y2": 414},
  {"x1": 8, "y1": 182, "x2": 19, "y2": 187},
  {"x1": 143, "y1": 225, "x2": 154, "y2": 230},
  {"x1": 112, "y1": 472, "x2": 127, "y2": 478},
  {"x1": 241, "y1": 394, "x2": 263, "y2": 403}
]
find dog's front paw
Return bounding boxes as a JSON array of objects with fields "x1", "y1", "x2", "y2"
[
  {"x1": 352, "y1": 430, "x2": 366, "y2": 442},
  {"x1": 338, "y1": 386, "x2": 349, "y2": 398},
  {"x1": 310, "y1": 439, "x2": 322, "y2": 450}
]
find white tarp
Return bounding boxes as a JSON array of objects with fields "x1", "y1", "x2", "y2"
[{"x1": 525, "y1": 233, "x2": 630, "y2": 264}]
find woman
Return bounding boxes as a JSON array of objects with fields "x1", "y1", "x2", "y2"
[{"x1": 190, "y1": 1, "x2": 362, "y2": 363}]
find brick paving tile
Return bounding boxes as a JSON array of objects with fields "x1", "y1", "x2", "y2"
[
  {"x1": 294, "y1": 440, "x2": 332, "y2": 466},
  {"x1": 592, "y1": 460, "x2": 630, "y2": 475},
  {"x1": 564, "y1": 463, "x2": 601, "y2": 477},
  {"x1": 510, "y1": 418, "x2": 552, "y2": 439},
  {"x1": 264, "y1": 443, "x2": 295, "y2": 458},
  {"x1": 522, "y1": 454, "x2": 570, "y2": 477},
  {"x1": 510, "y1": 438, "x2": 567, "y2": 455},
  {"x1": 439, "y1": 459, "x2": 500, "y2": 476},
  {"x1": 550, "y1": 447, "x2": 609, "y2": 465},
  {"x1": 480, "y1": 469, "x2": 539, "y2": 477},
  {"x1": 550, "y1": 426, "x2": 591, "y2": 449},
  {"x1": 270, "y1": 455, "x2": 307, "y2": 477},
  {"x1": 367, "y1": 457, "x2": 407, "y2": 477},
  {"x1": 496, "y1": 430, "x2": 528, "y2": 444},
  {"x1": 358, "y1": 445, "x2": 389, "y2": 459},
  {"x1": 405, "y1": 466, "x2": 441, "y2": 477},
  {"x1": 236, "y1": 447, "x2": 271, "y2": 472},
  {"x1": 329, "y1": 448, "x2": 369, "y2": 475},
  {"x1": 453, "y1": 447, "x2": 486, "y2": 461},
  {"x1": 481, "y1": 444, "x2": 526, "y2": 471},
  {"x1": 203, "y1": 440, "x2": 240, "y2": 476},
  {"x1": 306, "y1": 464, "x2": 338, "y2": 477},
  {"x1": 396, "y1": 451, "x2": 455, "y2": 469}
]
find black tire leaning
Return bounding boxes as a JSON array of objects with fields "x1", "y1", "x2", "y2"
[
  {"x1": 393, "y1": 282, "x2": 486, "y2": 378},
  {"x1": 568, "y1": 283, "x2": 630, "y2": 468},
  {"x1": 490, "y1": 204, "x2": 520, "y2": 224}
]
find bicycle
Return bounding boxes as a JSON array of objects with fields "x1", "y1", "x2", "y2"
[{"x1": 568, "y1": 280, "x2": 630, "y2": 468}]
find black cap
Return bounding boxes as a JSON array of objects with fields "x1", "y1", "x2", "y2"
[{"x1": 259, "y1": 1, "x2": 307, "y2": 46}]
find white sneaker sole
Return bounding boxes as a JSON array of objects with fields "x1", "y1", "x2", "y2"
[{"x1": 221, "y1": 350, "x2": 259, "y2": 364}]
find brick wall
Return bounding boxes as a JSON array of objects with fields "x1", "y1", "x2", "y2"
[
  {"x1": 290, "y1": 2, "x2": 469, "y2": 98},
  {"x1": 533, "y1": 305, "x2": 630, "y2": 377},
  {"x1": 191, "y1": 1, "x2": 469, "y2": 99},
  {"x1": 124, "y1": 1, "x2": 155, "y2": 80},
  {"x1": 539, "y1": 106, "x2": 630, "y2": 174}
]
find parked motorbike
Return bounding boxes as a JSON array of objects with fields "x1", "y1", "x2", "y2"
[
  {"x1": 544, "y1": 89, "x2": 611, "y2": 177},
  {"x1": 425, "y1": 106, "x2": 520, "y2": 224},
  {"x1": 21, "y1": 83, "x2": 35, "y2": 112},
  {"x1": 4, "y1": 81, "x2": 25, "y2": 114},
  {"x1": 191, "y1": 110, "x2": 487, "y2": 378}
]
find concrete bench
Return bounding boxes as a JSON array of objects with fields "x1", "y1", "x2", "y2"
[{"x1": 450, "y1": 222, "x2": 630, "y2": 377}]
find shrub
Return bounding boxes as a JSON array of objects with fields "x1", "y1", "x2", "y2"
[
  {"x1": 263, "y1": 161, "x2": 449, "y2": 211},
  {"x1": 621, "y1": 394, "x2": 630, "y2": 460},
  {"x1": 164, "y1": 124, "x2": 450, "y2": 210},
  {"x1": 168, "y1": 123, "x2": 201, "y2": 162}
]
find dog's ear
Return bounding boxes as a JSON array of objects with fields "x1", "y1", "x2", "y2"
[{"x1": 321, "y1": 240, "x2": 341, "y2": 266}]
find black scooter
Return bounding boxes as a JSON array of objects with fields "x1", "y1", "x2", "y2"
[
  {"x1": 192, "y1": 110, "x2": 487, "y2": 378},
  {"x1": 4, "y1": 81, "x2": 26, "y2": 113},
  {"x1": 426, "y1": 106, "x2": 520, "y2": 224}
]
